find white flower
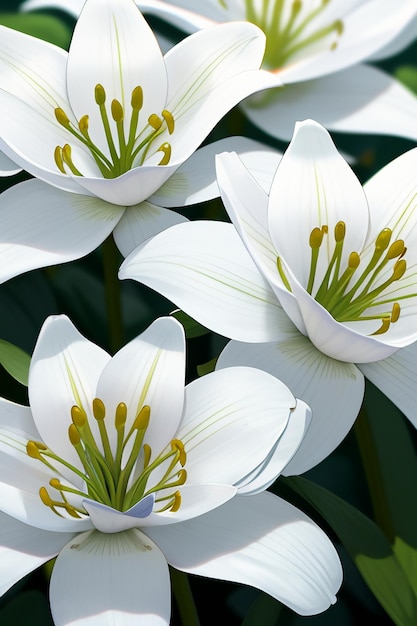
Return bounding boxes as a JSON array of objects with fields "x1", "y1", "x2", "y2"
[
  {"x1": 120, "y1": 119, "x2": 417, "y2": 473},
  {"x1": 0, "y1": 314, "x2": 342, "y2": 624},
  {"x1": 0, "y1": 0, "x2": 279, "y2": 281},
  {"x1": 25, "y1": 0, "x2": 417, "y2": 142}
]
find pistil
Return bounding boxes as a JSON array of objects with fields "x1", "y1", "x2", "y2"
[{"x1": 53, "y1": 84, "x2": 175, "y2": 178}]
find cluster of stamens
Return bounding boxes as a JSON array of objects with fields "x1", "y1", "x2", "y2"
[
  {"x1": 27, "y1": 398, "x2": 187, "y2": 519},
  {"x1": 242, "y1": 0, "x2": 343, "y2": 69},
  {"x1": 277, "y1": 222, "x2": 411, "y2": 336},
  {"x1": 54, "y1": 84, "x2": 175, "y2": 178}
]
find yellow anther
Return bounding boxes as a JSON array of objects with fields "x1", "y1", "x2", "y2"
[
  {"x1": 143, "y1": 443, "x2": 152, "y2": 468},
  {"x1": 39, "y1": 486, "x2": 53, "y2": 507},
  {"x1": 78, "y1": 115, "x2": 89, "y2": 133},
  {"x1": 170, "y1": 490, "x2": 181, "y2": 512},
  {"x1": 375, "y1": 228, "x2": 392, "y2": 251},
  {"x1": 55, "y1": 107, "x2": 71, "y2": 128},
  {"x1": 134, "y1": 405, "x2": 151, "y2": 431},
  {"x1": 162, "y1": 110, "x2": 175, "y2": 134},
  {"x1": 334, "y1": 19, "x2": 344, "y2": 35},
  {"x1": 171, "y1": 439, "x2": 186, "y2": 466},
  {"x1": 292, "y1": 0, "x2": 302, "y2": 15},
  {"x1": 111, "y1": 99, "x2": 124, "y2": 122},
  {"x1": 71, "y1": 405, "x2": 86, "y2": 428},
  {"x1": 26, "y1": 440, "x2": 44, "y2": 460},
  {"x1": 334, "y1": 221, "x2": 346, "y2": 243},
  {"x1": 371, "y1": 317, "x2": 391, "y2": 336},
  {"x1": 93, "y1": 397, "x2": 106, "y2": 421},
  {"x1": 348, "y1": 251, "x2": 360, "y2": 269},
  {"x1": 49, "y1": 478, "x2": 63, "y2": 490},
  {"x1": 309, "y1": 227, "x2": 325, "y2": 248},
  {"x1": 386, "y1": 239, "x2": 405, "y2": 260},
  {"x1": 68, "y1": 423, "x2": 81, "y2": 445},
  {"x1": 54, "y1": 146, "x2": 66, "y2": 173},
  {"x1": 393, "y1": 259, "x2": 407, "y2": 280},
  {"x1": 391, "y1": 302, "x2": 401, "y2": 323},
  {"x1": 95, "y1": 83, "x2": 106, "y2": 105},
  {"x1": 177, "y1": 469, "x2": 187, "y2": 485},
  {"x1": 157, "y1": 142, "x2": 171, "y2": 166},
  {"x1": 115, "y1": 402, "x2": 127, "y2": 430},
  {"x1": 148, "y1": 113, "x2": 162, "y2": 131},
  {"x1": 131, "y1": 86, "x2": 143, "y2": 110}
]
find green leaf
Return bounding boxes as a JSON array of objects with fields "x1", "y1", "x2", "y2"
[
  {"x1": 0, "y1": 339, "x2": 30, "y2": 386},
  {"x1": 196, "y1": 357, "x2": 217, "y2": 377},
  {"x1": 0, "y1": 13, "x2": 72, "y2": 48},
  {"x1": 395, "y1": 66, "x2": 417, "y2": 95},
  {"x1": 242, "y1": 593, "x2": 283, "y2": 626},
  {"x1": 284, "y1": 475, "x2": 417, "y2": 626},
  {"x1": 170, "y1": 309, "x2": 210, "y2": 339},
  {"x1": 360, "y1": 384, "x2": 417, "y2": 597}
]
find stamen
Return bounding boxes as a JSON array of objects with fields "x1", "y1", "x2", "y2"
[
  {"x1": 281, "y1": 221, "x2": 415, "y2": 337},
  {"x1": 157, "y1": 143, "x2": 171, "y2": 166}
]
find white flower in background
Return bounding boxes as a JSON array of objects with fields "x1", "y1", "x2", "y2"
[
  {"x1": 0, "y1": 314, "x2": 343, "y2": 625},
  {"x1": 120, "y1": 119, "x2": 417, "y2": 473},
  {"x1": 23, "y1": 0, "x2": 417, "y2": 142},
  {"x1": 0, "y1": 0, "x2": 280, "y2": 281}
]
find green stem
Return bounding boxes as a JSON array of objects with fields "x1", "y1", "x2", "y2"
[
  {"x1": 353, "y1": 406, "x2": 395, "y2": 538},
  {"x1": 101, "y1": 235, "x2": 124, "y2": 353},
  {"x1": 170, "y1": 568, "x2": 201, "y2": 626}
]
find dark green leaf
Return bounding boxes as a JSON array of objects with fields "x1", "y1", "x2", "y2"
[{"x1": 0, "y1": 13, "x2": 72, "y2": 48}]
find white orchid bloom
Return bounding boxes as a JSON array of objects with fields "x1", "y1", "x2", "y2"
[
  {"x1": 0, "y1": 0, "x2": 280, "y2": 281},
  {"x1": 23, "y1": 0, "x2": 417, "y2": 142},
  {"x1": 120, "y1": 119, "x2": 417, "y2": 473},
  {"x1": 0, "y1": 314, "x2": 343, "y2": 624}
]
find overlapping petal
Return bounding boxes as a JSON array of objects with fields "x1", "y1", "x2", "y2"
[
  {"x1": 146, "y1": 491, "x2": 342, "y2": 616},
  {"x1": 0, "y1": 180, "x2": 123, "y2": 283},
  {"x1": 0, "y1": 151, "x2": 21, "y2": 176},
  {"x1": 119, "y1": 221, "x2": 287, "y2": 343},
  {"x1": 178, "y1": 367, "x2": 295, "y2": 484},
  {"x1": 0, "y1": 511, "x2": 75, "y2": 596},
  {"x1": 243, "y1": 65, "x2": 417, "y2": 142},
  {"x1": 50, "y1": 529, "x2": 171, "y2": 626},
  {"x1": 96, "y1": 316, "x2": 185, "y2": 456},
  {"x1": 217, "y1": 337, "x2": 365, "y2": 474},
  {"x1": 28, "y1": 315, "x2": 111, "y2": 473}
]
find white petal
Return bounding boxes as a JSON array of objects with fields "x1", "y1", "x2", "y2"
[
  {"x1": 66, "y1": 0, "x2": 167, "y2": 153},
  {"x1": 147, "y1": 492, "x2": 342, "y2": 616},
  {"x1": 29, "y1": 315, "x2": 111, "y2": 474},
  {"x1": 66, "y1": 162, "x2": 178, "y2": 206},
  {"x1": 268, "y1": 120, "x2": 368, "y2": 291},
  {"x1": 113, "y1": 201, "x2": 188, "y2": 258},
  {"x1": 277, "y1": 0, "x2": 417, "y2": 84},
  {"x1": 286, "y1": 275, "x2": 413, "y2": 362},
  {"x1": 85, "y1": 484, "x2": 237, "y2": 529},
  {"x1": 0, "y1": 511, "x2": 74, "y2": 596},
  {"x1": 151, "y1": 136, "x2": 282, "y2": 207},
  {"x1": 0, "y1": 180, "x2": 123, "y2": 283},
  {"x1": 139, "y1": 0, "x2": 223, "y2": 30},
  {"x1": 50, "y1": 529, "x2": 170, "y2": 626},
  {"x1": 119, "y1": 220, "x2": 285, "y2": 343},
  {"x1": 0, "y1": 151, "x2": 21, "y2": 176},
  {"x1": 96, "y1": 317, "x2": 185, "y2": 457},
  {"x1": 243, "y1": 65, "x2": 417, "y2": 142},
  {"x1": 164, "y1": 22, "x2": 277, "y2": 159},
  {"x1": 236, "y1": 399, "x2": 312, "y2": 494},
  {"x1": 217, "y1": 338, "x2": 365, "y2": 474},
  {"x1": 358, "y1": 342, "x2": 417, "y2": 428},
  {"x1": 177, "y1": 367, "x2": 295, "y2": 485}
]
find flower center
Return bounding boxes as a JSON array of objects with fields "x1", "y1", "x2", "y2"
[
  {"x1": 236, "y1": 0, "x2": 343, "y2": 69},
  {"x1": 26, "y1": 398, "x2": 187, "y2": 519},
  {"x1": 277, "y1": 222, "x2": 415, "y2": 336},
  {"x1": 54, "y1": 84, "x2": 175, "y2": 178}
]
